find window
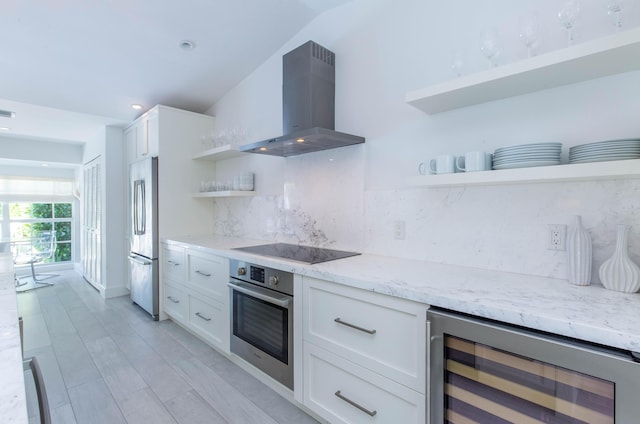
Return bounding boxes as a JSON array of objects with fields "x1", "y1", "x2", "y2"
[{"x1": 3, "y1": 202, "x2": 73, "y2": 263}]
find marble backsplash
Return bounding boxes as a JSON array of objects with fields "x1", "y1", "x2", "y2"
[
  {"x1": 212, "y1": 168, "x2": 640, "y2": 283},
  {"x1": 213, "y1": 144, "x2": 365, "y2": 251}
]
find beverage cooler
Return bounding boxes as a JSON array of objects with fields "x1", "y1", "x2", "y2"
[{"x1": 427, "y1": 308, "x2": 640, "y2": 423}]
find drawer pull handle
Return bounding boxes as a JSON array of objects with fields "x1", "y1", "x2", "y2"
[
  {"x1": 334, "y1": 390, "x2": 377, "y2": 417},
  {"x1": 334, "y1": 318, "x2": 376, "y2": 335},
  {"x1": 195, "y1": 270, "x2": 211, "y2": 277},
  {"x1": 167, "y1": 260, "x2": 180, "y2": 266},
  {"x1": 195, "y1": 312, "x2": 211, "y2": 321},
  {"x1": 167, "y1": 296, "x2": 180, "y2": 304}
]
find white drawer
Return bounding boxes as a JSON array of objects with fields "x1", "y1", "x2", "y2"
[
  {"x1": 303, "y1": 342, "x2": 425, "y2": 424},
  {"x1": 188, "y1": 294, "x2": 229, "y2": 353},
  {"x1": 161, "y1": 245, "x2": 185, "y2": 284},
  {"x1": 186, "y1": 251, "x2": 227, "y2": 302},
  {"x1": 303, "y1": 276, "x2": 427, "y2": 393},
  {"x1": 163, "y1": 283, "x2": 187, "y2": 323}
]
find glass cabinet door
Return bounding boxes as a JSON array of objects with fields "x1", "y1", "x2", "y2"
[{"x1": 443, "y1": 335, "x2": 614, "y2": 423}]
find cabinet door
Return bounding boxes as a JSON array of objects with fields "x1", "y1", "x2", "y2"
[
  {"x1": 144, "y1": 108, "x2": 159, "y2": 157},
  {"x1": 125, "y1": 108, "x2": 159, "y2": 162},
  {"x1": 188, "y1": 293, "x2": 229, "y2": 353},
  {"x1": 186, "y1": 250, "x2": 227, "y2": 302},
  {"x1": 304, "y1": 342, "x2": 425, "y2": 424},
  {"x1": 163, "y1": 283, "x2": 187, "y2": 323},
  {"x1": 303, "y1": 276, "x2": 427, "y2": 393},
  {"x1": 162, "y1": 244, "x2": 186, "y2": 286}
]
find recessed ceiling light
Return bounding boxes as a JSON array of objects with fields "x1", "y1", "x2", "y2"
[
  {"x1": 131, "y1": 104, "x2": 143, "y2": 110},
  {"x1": 259, "y1": 147, "x2": 267, "y2": 151},
  {"x1": 179, "y1": 40, "x2": 196, "y2": 51},
  {"x1": 296, "y1": 138, "x2": 305, "y2": 143},
  {"x1": 41, "y1": 163, "x2": 49, "y2": 167},
  {"x1": 0, "y1": 127, "x2": 9, "y2": 131}
]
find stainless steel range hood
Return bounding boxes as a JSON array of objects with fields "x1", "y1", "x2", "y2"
[
  {"x1": 239, "y1": 127, "x2": 364, "y2": 157},
  {"x1": 239, "y1": 41, "x2": 365, "y2": 157}
]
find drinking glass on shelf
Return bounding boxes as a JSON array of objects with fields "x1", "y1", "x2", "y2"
[
  {"x1": 607, "y1": 0, "x2": 624, "y2": 31},
  {"x1": 480, "y1": 30, "x2": 501, "y2": 68},
  {"x1": 518, "y1": 14, "x2": 539, "y2": 58},
  {"x1": 558, "y1": 1, "x2": 581, "y2": 47},
  {"x1": 216, "y1": 128, "x2": 229, "y2": 147},
  {"x1": 450, "y1": 50, "x2": 465, "y2": 77}
]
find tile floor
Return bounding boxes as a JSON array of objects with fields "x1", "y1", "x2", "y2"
[{"x1": 18, "y1": 270, "x2": 320, "y2": 424}]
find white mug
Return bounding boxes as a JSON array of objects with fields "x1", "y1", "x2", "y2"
[
  {"x1": 418, "y1": 161, "x2": 432, "y2": 175},
  {"x1": 456, "y1": 151, "x2": 492, "y2": 172},
  {"x1": 429, "y1": 154, "x2": 457, "y2": 174}
]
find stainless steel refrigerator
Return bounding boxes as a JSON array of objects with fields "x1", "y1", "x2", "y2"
[{"x1": 128, "y1": 157, "x2": 159, "y2": 320}]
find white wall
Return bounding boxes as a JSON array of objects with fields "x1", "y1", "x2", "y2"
[
  {"x1": 82, "y1": 126, "x2": 127, "y2": 297},
  {"x1": 0, "y1": 135, "x2": 84, "y2": 165},
  {"x1": 207, "y1": 0, "x2": 640, "y2": 284},
  {"x1": 103, "y1": 125, "x2": 127, "y2": 297}
]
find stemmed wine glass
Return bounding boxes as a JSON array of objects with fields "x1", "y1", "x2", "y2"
[
  {"x1": 450, "y1": 51, "x2": 465, "y2": 77},
  {"x1": 558, "y1": 1, "x2": 581, "y2": 47},
  {"x1": 607, "y1": 0, "x2": 624, "y2": 32},
  {"x1": 519, "y1": 14, "x2": 539, "y2": 58},
  {"x1": 480, "y1": 30, "x2": 501, "y2": 68}
]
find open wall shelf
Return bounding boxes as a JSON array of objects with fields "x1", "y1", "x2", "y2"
[
  {"x1": 192, "y1": 191, "x2": 255, "y2": 198},
  {"x1": 407, "y1": 159, "x2": 640, "y2": 188},
  {"x1": 406, "y1": 27, "x2": 640, "y2": 114},
  {"x1": 192, "y1": 144, "x2": 244, "y2": 161}
]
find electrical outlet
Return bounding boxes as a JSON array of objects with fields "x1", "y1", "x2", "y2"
[
  {"x1": 393, "y1": 220, "x2": 406, "y2": 240},
  {"x1": 547, "y1": 224, "x2": 566, "y2": 251}
]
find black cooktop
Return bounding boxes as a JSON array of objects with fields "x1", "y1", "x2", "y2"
[{"x1": 233, "y1": 243, "x2": 360, "y2": 264}]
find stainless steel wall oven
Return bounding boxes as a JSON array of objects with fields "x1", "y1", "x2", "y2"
[
  {"x1": 228, "y1": 259, "x2": 294, "y2": 389},
  {"x1": 428, "y1": 308, "x2": 640, "y2": 423}
]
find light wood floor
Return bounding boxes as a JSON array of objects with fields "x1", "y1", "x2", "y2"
[{"x1": 18, "y1": 270, "x2": 320, "y2": 424}]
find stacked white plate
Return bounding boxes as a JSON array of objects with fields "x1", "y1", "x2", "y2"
[
  {"x1": 569, "y1": 139, "x2": 640, "y2": 164},
  {"x1": 492, "y1": 142, "x2": 562, "y2": 170}
]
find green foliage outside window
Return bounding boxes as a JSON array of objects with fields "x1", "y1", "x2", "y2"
[
  {"x1": 54, "y1": 203, "x2": 72, "y2": 218},
  {"x1": 7, "y1": 202, "x2": 72, "y2": 263}
]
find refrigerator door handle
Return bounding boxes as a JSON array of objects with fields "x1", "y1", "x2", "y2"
[
  {"x1": 133, "y1": 180, "x2": 146, "y2": 235},
  {"x1": 128, "y1": 254, "x2": 152, "y2": 266}
]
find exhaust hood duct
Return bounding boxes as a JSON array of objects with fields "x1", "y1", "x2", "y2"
[{"x1": 240, "y1": 41, "x2": 364, "y2": 157}]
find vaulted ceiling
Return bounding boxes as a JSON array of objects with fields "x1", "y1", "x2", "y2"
[{"x1": 0, "y1": 0, "x2": 351, "y2": 146}]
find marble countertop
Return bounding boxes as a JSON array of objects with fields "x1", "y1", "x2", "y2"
[
  {"x1": 0, "y1": 253, "x2": 28, "y2": 424},
  {"x1": 164, "y1": 235, "x2": 640, "y2": 353}
]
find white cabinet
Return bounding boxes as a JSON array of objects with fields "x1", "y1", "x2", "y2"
[
  {"x1": 160, "y1": 243, "x2": 229, "y2": 354},
  {"x1": 163, "y1": 282, "x2": 187, "y2": 323},
  {"x1": 304, "y1": 343, "x2": 425, "y2": 424},
  {"x1": 125, "y1": 108, "x2": 159, "y2": 163},
  {"x1": 162, "y1": 244, "x2": 186, "y2": 283},
  {"x1": 301, "y1": 276, "x2": 428, "y2": 423},
  {"x1": 124, "y1": 105, "x2": 215, "y2": 253},
  {"x1": 186, "y1": 250, "x2": 228, "y2": 304},
  {"x1": 187, "y1": 292, "x2": 228, "y2": 350},
  {"x1": 161, "y1": 244, "x2": 187, "y2": 322}
]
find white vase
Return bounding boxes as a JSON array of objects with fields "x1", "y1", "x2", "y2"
[
  {"x1": 567, "y1": 216, "x2": 592, "y2": 286},
  {"x1": 599, "y1": 224, "x2": 640, "y2": 293}
]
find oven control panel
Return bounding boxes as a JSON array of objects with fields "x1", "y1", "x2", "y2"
[
  {"x1": 229, "y1": 259, "x2": 294, "y2": 296},
  {"x1": 250, "y1": 266, "x2": 265, "y2": 283}
]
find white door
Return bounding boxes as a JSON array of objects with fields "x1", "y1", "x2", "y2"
[{"x1": 82, "y1": 157, "x2": 102, "y2": 291}]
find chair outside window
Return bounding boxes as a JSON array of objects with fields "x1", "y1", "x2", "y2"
[{"x1": 13, "y1": 230, "x2": 58, "y2": 290}]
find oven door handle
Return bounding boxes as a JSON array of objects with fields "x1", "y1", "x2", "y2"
[{"x1": 228, "y1": 281, "x2": 291, "y2": 308}]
